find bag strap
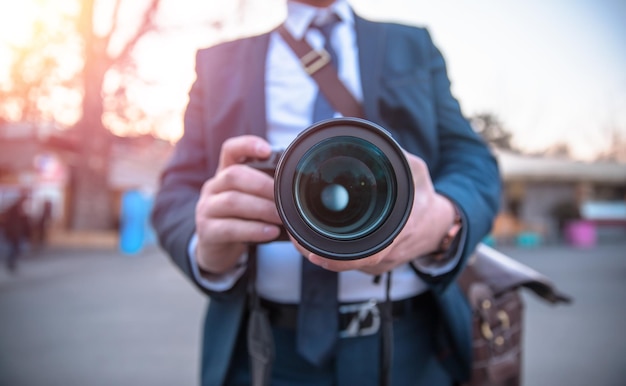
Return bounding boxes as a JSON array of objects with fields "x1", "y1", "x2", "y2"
[
  {"x1": 277, "y1": 24, "x2": 364, "y2": 119},
  {"x1": 458, "y1": 243, "x2": 572, "y2": 304}
]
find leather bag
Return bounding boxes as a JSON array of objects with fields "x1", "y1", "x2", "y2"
[{"x1": 457, "y1": 244, "x2": 572, "y2": 386}]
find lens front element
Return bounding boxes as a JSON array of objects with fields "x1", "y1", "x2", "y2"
[{"x1": 295, "y1": 137, "x2": 396, "y2": 240}]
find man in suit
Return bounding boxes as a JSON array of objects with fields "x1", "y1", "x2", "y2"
[{"x1": 152, "y1": 0, "x2": 501, "y2": 384}]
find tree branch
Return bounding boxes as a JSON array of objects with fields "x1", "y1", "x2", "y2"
[
  {"x1": 111, "y1": 0, "x2": 161, "y2": 67},
  {"x1": 101, "y1": 0, "x2": 123, "y2": 61}
]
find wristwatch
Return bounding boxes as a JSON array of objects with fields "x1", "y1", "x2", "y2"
[{"x1": 432, "y1": 205, "x2": 463, "y2": 260}]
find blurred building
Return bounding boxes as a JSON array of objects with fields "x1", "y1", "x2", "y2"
[
  {"x1": 0, "y1": 122, "x2": 172, "y2": 237},
  {"x1": 2, "y1": 122, "x2": 624, "y2": 247},
  {"x1": 0, "y1": 122, "x2": 71, "y2": 225},
  {"x1": 493, "y1": 149, "x2": 626, "y2": 245}
]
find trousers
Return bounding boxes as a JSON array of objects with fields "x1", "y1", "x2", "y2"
[{"x1": 224, "y1": 293, "x2": 452, "y2": 386}]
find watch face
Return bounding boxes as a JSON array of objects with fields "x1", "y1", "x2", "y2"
[{"x1": 440, "y1": 209, "x2": 462, "y2": 252}]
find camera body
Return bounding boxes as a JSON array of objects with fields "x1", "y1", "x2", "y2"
[
  {"x1": 246, "y1": 150, "x2": 290, "y2": 242},
  {"x1": 245, "y1": 150, "x2": 283, "y2": 178},
  {"x1": 246, "y1": 117, "x2": 413, "y2": 261}
]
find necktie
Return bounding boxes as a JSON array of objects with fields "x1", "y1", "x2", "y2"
[
  {"x1": 296, "y1": 15, "x2": 341, "y2": 367},
  {"x1": 311, "y1": 14, "x2": 340, "y2": 122}
]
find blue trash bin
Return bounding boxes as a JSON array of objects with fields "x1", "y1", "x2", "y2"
[{"x1": 119, "y1": 189, "x2": 152, "y2": 254}]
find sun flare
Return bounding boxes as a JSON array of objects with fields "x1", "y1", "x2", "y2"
[
  {"x1": 0, "y1": 2, "x2": 37, "y2": 46},
  {"x1": 0, "y1": 0, "x2": 624, "y2": 159}
]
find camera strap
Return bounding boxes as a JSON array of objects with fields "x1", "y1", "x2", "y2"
[
  {"x1": 277, "y1": 24, "x2": 364, "y2": 119},
  {"x1": 246, "y1": 244, "x2": 275, "y2": 386}
]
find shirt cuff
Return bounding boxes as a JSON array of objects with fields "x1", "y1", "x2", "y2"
[
  {"x1": 410, "y1": 210, "x2": 467, "y2": 277},
  {"x1": 187, "y1": 233, "x2": 248, "y2": 292},
  {"x1": 410, "y1": 243, "x2": 461, "y2": 276}
]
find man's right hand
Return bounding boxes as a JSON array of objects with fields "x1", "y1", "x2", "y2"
[{"x1": 194, "y1": 135, "x2": 282, "y2": 274}]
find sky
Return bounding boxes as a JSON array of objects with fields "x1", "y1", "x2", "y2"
[
  {"x1": 1, "y1": 0, "x2": 625, "y2": 160},
  {"x1": 135, "y1": 0, "x2": 626, "y2": 160}
]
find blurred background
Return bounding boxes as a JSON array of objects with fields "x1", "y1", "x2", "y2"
[{"x1": 0, "y1": 1, "x2": 624, "y2": 385}]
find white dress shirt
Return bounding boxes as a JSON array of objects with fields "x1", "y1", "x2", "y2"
[{"x1": 189, "y1": 0, "x2": 428, "y2": 303}]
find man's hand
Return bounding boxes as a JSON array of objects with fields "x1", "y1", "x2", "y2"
[
  {"x1": 194, "y1": 136, "x2": 282, "y2": 274},
  {"x1": 293, "y1": 152, "x2": 456, "y2": 275}
]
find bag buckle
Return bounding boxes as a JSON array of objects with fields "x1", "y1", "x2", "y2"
[
  {"x1": 481, "y1": 310, "x2": 511, "y2": 345},
  {"x1": 300, "y1": 49, "x2": 331, "y2": 75},
  {"x1": 338, "y1": 299, "x2": 380, "y2": 338}
]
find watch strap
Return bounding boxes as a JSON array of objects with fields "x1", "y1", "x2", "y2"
[{"x1": 431, "y1": 205, "x2": 463, "y2": 260}]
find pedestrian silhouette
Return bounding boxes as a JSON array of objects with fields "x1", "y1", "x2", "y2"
[{"x1": 2, "y1": 191, "x2": 31, "y2": 273}]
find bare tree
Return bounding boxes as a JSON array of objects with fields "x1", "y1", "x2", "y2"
[
  {"x1": 541, "y1": 142, "x2": 573, "y2": 158},
  {"x1": 0, "y1": 12, "x2": 78, "y2": 124},
  {"x1": 1, "y1": 0, "x2": 255, "y2": 230},
  {"x1": 68, "y1": 0, "x2": 161, "y2": 230},
  {"x1": 1, "y1": 0, "x2": 163, "y2": 230},
  {"x1": 596, "y1": 126, "x2": 626, "y2": 163},
  {"x1": 469, "y1": 112, "x2": 516, "y2": 151}
]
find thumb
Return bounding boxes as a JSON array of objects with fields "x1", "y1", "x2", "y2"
[{"x1": 403, "y1": 152, "x2": 432, "y2": 190}]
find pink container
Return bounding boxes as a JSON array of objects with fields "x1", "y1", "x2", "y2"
[{"x1": 565, "y1": 220, "x2": 596, "y2": 248}]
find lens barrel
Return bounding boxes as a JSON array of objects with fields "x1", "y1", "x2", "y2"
[{"x1": 274, "y1": 118, "x2": 414, "y2": 260}]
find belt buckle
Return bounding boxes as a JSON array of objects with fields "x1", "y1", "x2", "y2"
[{"x1": 339, "y1": 299, "x2": 380, "y2": 338}]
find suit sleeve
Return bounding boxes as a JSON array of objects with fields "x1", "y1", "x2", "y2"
[
  {"x1": 415, "y1": 29, "x2": 502, "y2": 291},
  {"x1": 151, "y1": 49, "x2": 237, "y2": 297}
]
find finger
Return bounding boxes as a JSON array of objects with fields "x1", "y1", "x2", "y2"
[
  {"x1": 203, "y1": 164, "x2": 275, "y2": 199},
  {"x1": 307, "y1": 254, "x2": 396, "y2": 276},
  {"x1": 198, "y1": 218, "x2": 282, "y2": 244},
  {"x1": 307, "y1": 252, "x2": 385, "y2": 273},
  {"x1": 403, "y1": 152, "x2": 432, "y2": 190},
  {"x1": 218, "y1": 136, "x2": 272, "y2": 170},
  {"x1": 358, "y1": 266, "x2": 389, "y2": 276},
  {"x1": 199, "y1": 191, "x2": 281, "y2": 225}
]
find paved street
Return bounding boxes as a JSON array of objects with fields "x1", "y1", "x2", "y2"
[
  {"x1": 0, "y1": 240, "x2": 625, "y2": 386},
  {"x1": 501, "y1": 242, "x2": 626, "y2": 386}
]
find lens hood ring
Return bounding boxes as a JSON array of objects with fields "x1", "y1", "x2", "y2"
[{"x1": 274, "y1": 117, "x2": 414, "y2": 261}]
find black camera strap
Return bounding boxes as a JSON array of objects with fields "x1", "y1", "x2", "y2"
[{"x1": 246, "y1": 244, "x2": 275, "y2": 386}]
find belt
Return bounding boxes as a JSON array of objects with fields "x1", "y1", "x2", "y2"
[{"x1": 260, "y1": 292, "x2": 431, "y2": 338}]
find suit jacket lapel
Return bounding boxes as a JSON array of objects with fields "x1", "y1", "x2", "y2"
[
  {"x1": 355, "y1": 16, "x2": 386, "y2": 122},
  {"x1": 244, "y1": 22, "x2": 385, "y2": 137},
  {"x1": 243, "y1": 33, "x2": 271, "y2": 139}
]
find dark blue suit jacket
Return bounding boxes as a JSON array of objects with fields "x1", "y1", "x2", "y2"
[{"x1": 152, "y1": 14, "x2": 501, "y2": 386}]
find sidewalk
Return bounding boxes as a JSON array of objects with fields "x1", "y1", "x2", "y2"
[
  {"x1": 0, "y1": 229, "x2": 119, "y2": 286},
  {"x1": 499, "y1": 241, "x2": 626, "y2": 386},
  {"x1": 0, "y1": 243, "x2": 207, "y2": 386},
  {"x1": 1, "y1": 241, "x2": 625, "y2": 386}
]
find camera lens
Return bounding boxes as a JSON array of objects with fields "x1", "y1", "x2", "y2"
[
  {"x1": 294, "y1": 137, "x2": 395, "y2": 240},
  {"x1": 274, "y1": 118, "x2": 413, "y2": 260}
]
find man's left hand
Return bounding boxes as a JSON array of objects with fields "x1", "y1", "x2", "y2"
[{"x1": 292, "y1": 151, "x2": 456, "y2": 275}]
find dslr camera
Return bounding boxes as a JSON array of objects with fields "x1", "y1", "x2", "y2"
[{"x1": 246, "y1": 117, "x2": 414, "y2": 261}]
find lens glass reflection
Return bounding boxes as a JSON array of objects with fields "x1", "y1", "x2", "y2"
[{"x1": 294, "y1": 137, "x2": 396, "y2": 240}]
